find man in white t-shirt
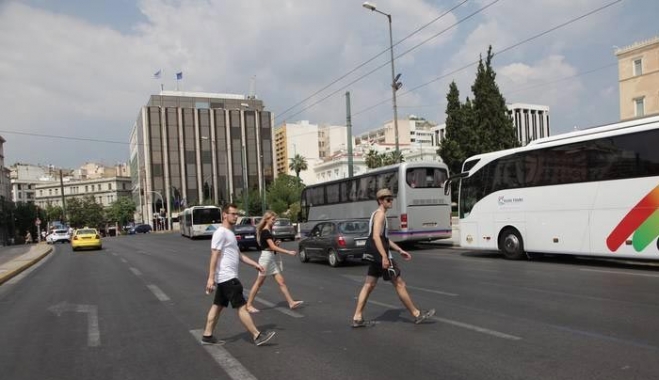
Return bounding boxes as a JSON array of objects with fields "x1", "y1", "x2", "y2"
[{"x1": 202, "y1": 203, "x2": 276, "y2": 346}]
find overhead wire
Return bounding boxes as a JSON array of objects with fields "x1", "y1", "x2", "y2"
[
  {"x1": 274, "y1": 0, "x2": 471, "y2": 122},
  {"x1": 353, "y1": 0, "x2": 623, "y2": 117},
  {"x1": 278, "y1": 0, "x2": 502, "y2": 123}
]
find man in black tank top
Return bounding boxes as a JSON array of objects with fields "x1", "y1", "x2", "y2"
[{"x1": 351, "y1": 188, "x2": 435, "y2": 327}]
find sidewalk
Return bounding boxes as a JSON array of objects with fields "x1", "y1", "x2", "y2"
[{"x1": 0, "y1": 243, "x2": 53, "y2": 285}]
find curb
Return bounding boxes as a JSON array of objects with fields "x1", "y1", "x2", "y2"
[{"x1": 0, "y1": 245, "x2": 53, "y2": 286}]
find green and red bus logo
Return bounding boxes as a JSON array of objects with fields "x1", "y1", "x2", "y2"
[{"x1": 607, "y1": 185, "x2": 659, "y2": 252}]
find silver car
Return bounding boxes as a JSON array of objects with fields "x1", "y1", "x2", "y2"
[{"x1": 272, "y1": 218, "x2": 296, "y2": 241}]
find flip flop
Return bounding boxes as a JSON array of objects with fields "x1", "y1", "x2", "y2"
[
  {"x1": 289, "y1": 301, "x2": 304, "y2": 310},
  {"x1": 247, "y1": 306, "x2": 260, "y2": 313}
]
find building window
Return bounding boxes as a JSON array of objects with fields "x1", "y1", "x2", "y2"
[
  {"x1": 633, "y1": 59, "x2": 643, "y2": 76},
  {"x1": 108, "y1": 183, "x2": 112, "y2": 190},
  {"x1": 85, "y1": 185, "x2": 88, "y2": 192},
  {"x1": 635, "y1": 97, "x2": 645, "y2": 117}
]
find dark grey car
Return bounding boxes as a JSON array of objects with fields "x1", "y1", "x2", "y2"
[
  {"x1": 298, "y1": 220, "x2": 369, "y2": 267},
  {"x1": 272, "y1": 218, "x2": 296, "y2": 241}
]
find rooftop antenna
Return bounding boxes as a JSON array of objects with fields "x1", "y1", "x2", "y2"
[{"x1": 248, "y1": 75, "x2": 256, "y2": 99}]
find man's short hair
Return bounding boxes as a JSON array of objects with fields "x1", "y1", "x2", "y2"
[{"x1": 223, "y1": 203, "x2": 238, "y2": 213}]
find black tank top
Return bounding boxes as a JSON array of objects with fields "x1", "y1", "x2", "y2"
[{"x1": 259, "y1": 229, "x2": 276, "y2": 253}]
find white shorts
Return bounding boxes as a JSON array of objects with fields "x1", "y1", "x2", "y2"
[{"x1": 258, "y1": 251, "x2": 283, "y2": 276}]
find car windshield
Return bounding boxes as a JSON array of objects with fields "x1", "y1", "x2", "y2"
[
  {"x1": 274, "y1": 219, "x2": 291, "y2": 226},
  {"x1": 76, "y1": 229, "x2": 97, "y2": 235},
  {"x1": 54, "y1": 229, "x2": 68, "y2": 234},
  {"x1": 338, "y1": 221, "x2": 369, "y2": 234}
]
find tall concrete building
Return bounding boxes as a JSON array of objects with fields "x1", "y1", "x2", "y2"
[
  {"x1": 130, "y1": 91, "x2": 274, "y2": 228},
  {"x1": 616, "y1": 36, "x2": 659, "y2": 120},
  {"x1": 354, "y1": 115, "x2": 437, "y2": 149},
  {"x1": 273, "y1": 121, "x2": 352, "y2": 185}
]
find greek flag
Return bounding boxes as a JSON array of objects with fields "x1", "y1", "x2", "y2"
[{"x1": 176, "y1": 71, "x2": 183, "y2": 80}]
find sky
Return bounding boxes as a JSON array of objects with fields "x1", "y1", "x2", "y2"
[{"x1": 0, "y1": 0, "x2": 657, "y2": 168}]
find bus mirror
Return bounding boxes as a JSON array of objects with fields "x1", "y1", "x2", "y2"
[{"x1": 444, "y1": 172, "x2": 468, "y2": 196}]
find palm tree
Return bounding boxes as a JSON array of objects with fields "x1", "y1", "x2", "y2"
[
  {"x1": 365, "y1": 149, "x2": 382, "y2": 169},
  {"x1": 388, "y1": 151, "x2": 405, "y2": 165},
  {"x1": 288, "y1": 154, "x2": 308, "y2": 178}
]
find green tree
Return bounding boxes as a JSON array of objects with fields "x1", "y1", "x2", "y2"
[
  {"x1": 106, "y1": 197, "x2": 136, "y2": 227},
  {"x1": 67, "y1": 196, "x2": 104, "y2": 228},
  {"x1": 365, "y1": 149, "x2": 382, "y2": 169},
  {"x1": 470, "y1": 46, "x2": 519, "y2": 152},
  {"x1": 382, "y1": 151, "x2": 405, "y2": 166},
  {"x1": 13, "y1": 202, "x2": 37, "y2": 242},
  {"x1": 288, "y1": 154, "x2": 308, "y2": 178},
  {"x1": 267, "y1": 175, "x2": 304, "y2": 216},
  {"x1": 45, "y1": 203, "x2": 64, "y2": 224},
  {"x1": 440, "y1": 46, "x2": 519, "y2": 177}
]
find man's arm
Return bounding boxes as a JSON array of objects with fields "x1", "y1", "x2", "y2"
[
  {"x1": 388, "y1": 240, "x2": 412, "y2": 261},
  {"x1": 206, "y1": 249, "x2": 220, "y2": 294}
]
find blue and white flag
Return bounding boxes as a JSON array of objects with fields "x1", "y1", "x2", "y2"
[
  {"x1": 176, "y1": 71, "x2": 183, "y2": 80},
  {"x1": 153, "y1": 69, "x2": 161, "y2": 79}
]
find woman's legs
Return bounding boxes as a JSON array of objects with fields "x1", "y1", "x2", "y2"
[
  {"x1": 273, "y1": 273, "x2": 303, "y2": 309},
  {"x1": 246, "y1": 274, "x2": 267, "y2": 313}
]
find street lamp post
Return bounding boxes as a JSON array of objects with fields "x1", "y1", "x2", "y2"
[{"x1": 362, "y1": 1, "x2": 402, "y2": 157}]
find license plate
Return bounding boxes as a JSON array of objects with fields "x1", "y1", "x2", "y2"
[
  {"x1": 245, "y1": 235, "x2": 254, "y2": 239},
  {"x1": 356, "y1": 240, "x2": 365, "y2": 246}
]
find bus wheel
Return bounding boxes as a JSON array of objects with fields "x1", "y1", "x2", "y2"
[
  {"x1": 299, "y1": 248, "x2": 310, "y2": 263},
  {"x1": 328, "y1": 249, "x2": 341, "y2": 267},
  {"x1": 499, "y1": 228, "x2": 526, "y2": 260}
]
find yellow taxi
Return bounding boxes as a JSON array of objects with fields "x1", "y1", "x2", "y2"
[{"x1": 71, "y1": 228, "x2": 102, "y2": 251}]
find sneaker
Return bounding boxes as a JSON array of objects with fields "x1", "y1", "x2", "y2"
[
  {"x1": 201, "y1": 335, "x2": 225, "y2": 345},
  {"x1": 254, "y1": 330, "x2": 276, "y2": 346},
  {"x1": 414, "y1": 309, "x2": 436, "y2": 324}
]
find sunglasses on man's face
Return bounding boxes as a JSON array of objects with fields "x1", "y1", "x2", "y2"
[{"x1": 383, "y1": 197, "x2": 394, "y2": 202}]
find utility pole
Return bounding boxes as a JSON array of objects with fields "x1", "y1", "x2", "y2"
[
  {"x1": 59, "y1": 170, "x2": 67, "y2": 224},
  {"x1": 346, "y1": 91, "x2": 354, "y2": 178}
]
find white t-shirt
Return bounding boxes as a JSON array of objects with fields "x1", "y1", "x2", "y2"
[{"x1": 210, "y1": 226, "x2": 241, "y2": 283}]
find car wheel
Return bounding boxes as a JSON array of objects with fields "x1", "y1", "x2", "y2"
[
  {"x1": 328, "y1": 249, "x2": 341, "y2": 267},
  {"x1": 299, "y1": 248, "x2": 309, "y2": 263},
  {"x1": 499, "y1": 227, "x2": 526, "y2": 260}
]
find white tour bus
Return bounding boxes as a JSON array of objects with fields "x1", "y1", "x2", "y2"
[
  {"x1": 180, "y1": 206, "x2": 222, "y2": 238},
  {"x1": 298, "y1": 162, "x2": 452, "y2": 243},
  {"x1": 446, "y1": 115, "x2": 659, "y2": 260}
]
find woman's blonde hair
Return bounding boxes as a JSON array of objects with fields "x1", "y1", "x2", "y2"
[{"x1": 256, "y1": 210, "x2": 278, "y2": 247}]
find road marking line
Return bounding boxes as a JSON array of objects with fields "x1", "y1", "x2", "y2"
[
  {"x1": 254, "y1": 297, "x2": 304, "y2": 318},
  {"x1": 406, "y1": 285, "x2": 458, "y2": 297},
  {"x1": 129, "y1": 267, "x2": 142, "y2": 276},
  {"x1": 367, "y1": 300, "x2": 521, "y2": 341},
  {"x1": 580, "y1": 268, "x2": 659, "y2": 278},
  {"x1": 48, "y1": 302, "x2": 100, "y2": 347},
  {"x1": 120, "y1": 258, "x2": 128, "y2": 264},
  {"x1": 343, "y1": 275, "x2": 457, "y2": 297},
  {"x1": 111, "y1": 252, "x2": 118, "y2": 256},
  {"x1": 189, "y1": 330, "x2": 257, "y2": 380},
  {"x1": 147, "y1": 284, "x2": 170, "y2": 301}
]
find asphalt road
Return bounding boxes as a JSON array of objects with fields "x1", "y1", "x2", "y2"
[{"x1": 1, "y1": 233, "x2": 659, "y2": 380}]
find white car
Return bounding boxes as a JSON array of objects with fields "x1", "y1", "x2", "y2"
[{"x1": 47, "y1": 229, "x2": 71, "y2": 244}]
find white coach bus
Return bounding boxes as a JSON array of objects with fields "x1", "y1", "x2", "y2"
[
  {"x1": 180, "y1": 206, "x2": 222, "y2": 239},
  {"x1": 298, "y1": 162, "x2": 452, "y2": 243},
  {"x1": 446, "y1": 115, "x2": 659, "y2": 260}
]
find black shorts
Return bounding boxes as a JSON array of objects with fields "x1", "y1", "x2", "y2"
[
  {"x1": 213, "y1": 278, "x2": 247, "y2": 308},
  {"x1": 367, "y1": 260, "x2": 401, "y2": 282}
]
